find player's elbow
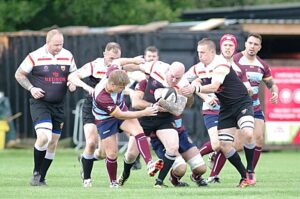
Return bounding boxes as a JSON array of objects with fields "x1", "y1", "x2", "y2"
[
  {"x1": 67, "y1": 72, "x2": 78, "y2": 83},
  {"x1": 131, "y1": 101, "x2": 143, "y2": 110}
]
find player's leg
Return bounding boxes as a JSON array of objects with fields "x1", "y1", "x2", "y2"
[
  {"x1": 238, "y1": 114, "x2": 256, "y2": 185},
  {"x1": 38, "y1": 102, "x2": 65, "y2": 186},
  {"x1": 219, "y1": 128, "x2": 249, "y2": 188},
  {"x1": 93, "y1": 138, "x2": 106, "y2": 160},
  {"x1": 39, "y1": 132, "x2": 60, "y2": 185},
  {"x1": 121, "y1": 119, "x2": 153, "y2": 165},
  {"x1": 154, "y1": 128, "x2": 179, "y2": 187},
  {"x1": 29, "y1": 99, "x2": 53, "y2": 186},
  {"x1": 169, "y1": 156, "x2": 189, "y2": 187},
  {"x1": 102, "y1": 134, "x2": 119, "y2": 187},
  {"x1": 80, "y1": 123, "x2": 98, "y2": 187},
  {"x1": 199, "y1": 115, "x2": 220, "y2": 156},
  {"x1": 118, "y1": 135, "x2": 140, "y2": 186},
  {"x1": 253, "y1": 117, "x2": 264, "y2": 170},
  {"x1": 207, "y1": 128, "x2": 240, "y2": 183},
  {"x1": 182, "y1": 146, "x2": 207, "y2": 187}
]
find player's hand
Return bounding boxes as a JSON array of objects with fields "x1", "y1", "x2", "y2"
[
  {"x1": 270, "y1": 92, "x2": 278, "y2": 104},
  {"x1": 204, "y1": 95, "x2": 218, "y2": 107},
  {"x1": 143, "y1": 106, "x2": 158, "y2": 116},
  {"x1": 30, "y1": 87, "x2": 45, "y2": 99},
  {"x1": 133, "y1": 55, "x2": 145, "y2": 64},
  {"x1": 83, "y1": 85, "x2": 94, "y2": 96},
  {"x1": 247, "y1": 87, "x2": 254, "y2": 96},
  {"x1": 179, "y1": 84, "x2": 194, "y2": 97},
  {"x1": 67, "y1": 81, "x2": 76, "y2": 92}
]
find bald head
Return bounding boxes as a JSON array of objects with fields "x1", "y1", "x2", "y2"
[
  {"x1": 46, "y1": 29, "x2": 64, "y2": 56},
  {"x1": 170, "y1": 61, "x2": 185, "y2": 75},
  {"x1": 46, "y1": 29, "x2": 63, "y2": 43},
  {"x1": 167, "y1": 61, "x2": 185, "y2": 87}
]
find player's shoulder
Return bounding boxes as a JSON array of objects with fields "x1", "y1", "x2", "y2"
[
  {"x1": 29, "y1": 45, "x2": 47, "y2": 59},
  {"x1": 59, "y1": 48, "x2": 74, "y2": 58},
  {"x1": 256, "y1": 55, "x2": 269, "y2": 67},
  {"x1": 92, "y1": 57, "x2": 105, "y2": 65},
  {"x1": 213, "y1": 55, "x2": 229, "y2": 67}
]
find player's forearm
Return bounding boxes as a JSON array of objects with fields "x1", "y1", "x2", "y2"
[
  {"x1": 122, "y1": 64, "x2": 143, "y2": 72},
  {"x1": 68, "y1": 72, "x2": 91, "y2": 92},
  {"x1": 194, "y1": 83, "x2": 219, "y2": 94},
  {"x1": 132, "y1": 98, "x2": 152, "y2": 110},
  {"x1": 114, "y1": 110, "x2": 146, "y2": 120},
  {"x1": 15, "y1": 68, "x2": 33, "y2": 91},
  {"x1": 270, "y1": 84, "x2": 278, "y2": 95}
]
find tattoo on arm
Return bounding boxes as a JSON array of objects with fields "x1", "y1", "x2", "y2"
[
  {"x1": 158, "y1": 95, "x2": 187, "y2": 116},
  {"x1": 263, "y1": 78, "x2": 274, "y2": 90},
  {"x1": 15, "y1": 68, "x2": 33, "y2": 91}
]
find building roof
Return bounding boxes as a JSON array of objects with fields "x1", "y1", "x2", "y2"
[{"x1": 182, "y1": 3, "x2": 300, "y2": 20}]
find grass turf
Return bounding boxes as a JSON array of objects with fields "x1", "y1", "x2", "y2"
[{"x1": 0, "y1": 149, "x2": 299, "y2": 199}]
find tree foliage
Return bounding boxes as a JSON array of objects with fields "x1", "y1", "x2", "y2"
[{"x1": 0, "y1": 0, "x2": 298, "y2": 32}]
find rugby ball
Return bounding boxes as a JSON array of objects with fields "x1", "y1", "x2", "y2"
[{"x1": 154, "y1": 87, "x2": 177, "y2": 103}]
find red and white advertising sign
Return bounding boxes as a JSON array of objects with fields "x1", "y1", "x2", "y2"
[{"x1": 265, "y1": 67, "x2": 300, "y2": 145}]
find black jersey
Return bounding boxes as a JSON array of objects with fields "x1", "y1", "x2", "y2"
[{"x1": 215, "y1": 66, "x2": 251, "y2": 107}]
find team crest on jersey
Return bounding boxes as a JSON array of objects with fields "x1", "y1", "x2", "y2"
[
  {"x1": 43, "y1": 65, "x2": 49, "y2": 72},
  {"x1": 61, "y1": 65, "x2": 66, "y2": 71},
  {"x1": 53, "y1": 72, "x2": 59, "y2": 77},
  {"x1": 107, "y1": 106, "x2": 114, "y2": 112}
]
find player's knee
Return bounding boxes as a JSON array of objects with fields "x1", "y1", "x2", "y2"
[
  {"x1": 255, "y1": 134, "x2": 264, "y2": 146},
  {"x1": 47, "y1": 139, "x2": 59, "y2": 151},
  {"x1": 95, "y1": 148, "x2": 106, "y2": 160},
  {"x1": 220, "y1": 141, "x2": 234, "y2": 153},
  {"x1": 243, "y1": 130, "x2": 255, "y2": 144},
  {"x1": 193, "y1": 164, "x2": 207, "y2": 175},
  {"x1": 85, "y1": 139, "x2": 98, "y2": 150},
  {"x1": 165, "y1": 145, "x2": 179, "y2": 156},
  {"x1": 106, "y1": 150, "x2": 118, "y2": 159},
  {"x1": 187, "y1": 154, "x2": 205, "y2": 171},
  {"x1": 125, "y1": 151, "x2": 138, "y2": 163},
  {"x1": 36, "y1": 128, "x2": 52, "y2": 148},
  {"x1": 172, "y1": 164, "x2": 187, "y2": 177},
  {"x1": 172, "y1": 156, "x2": 186, "y2": 175}
]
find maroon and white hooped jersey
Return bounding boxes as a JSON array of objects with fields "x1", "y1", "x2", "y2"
[{"x1": 233, "y1": 52, "x2": 273, "y2": 111}]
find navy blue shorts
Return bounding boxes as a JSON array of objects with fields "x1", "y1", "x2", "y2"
[
  {"x1": 82, "y1": 97, "x2": 95, "y2": 125},
  {"x1": 254, "y1": 110, "x2": 265, "y2": 120},
  {"x1": 203, "y1": 114, "x2": 219, "y2": 130},
  {"x1": 29, "y1": 98, "x2": 64, "y2": 134},
  {"x1": 96, "y1": 118, "x2": 123, "y2": 139},
  {"x1": 150, "y1": 130, "x2": 195, "y2": 159}
]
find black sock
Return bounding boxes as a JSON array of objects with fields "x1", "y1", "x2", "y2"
[
  {"x1": 227, "y1": 152, "x2": 246, "y2": 179},
  {"x1": 157, "y1": 153, "x2": 176, "y2": 183},
  {"x1": 122, "y1": 160, "x2": 134, "y2": 178},
  {"x1": 40, "y1": 158, "x2": 53, "y2": 182},
  {"x1": 33, "y1": 147, "x2": 46, "y2": 173},
  {"x1": 244, "y1": 146, "x2": 255, "y2": 173},
  {"x1": 82, "y1": 157, "x2": 94, "y2": 180},
  {"x1": 135, "y1": 154, "x2": 140, "y2": 162}
]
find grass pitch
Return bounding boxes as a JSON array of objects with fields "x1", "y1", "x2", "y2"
[{"x1": 0, "y1": 149, "x2": 299, "y2": 199}]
